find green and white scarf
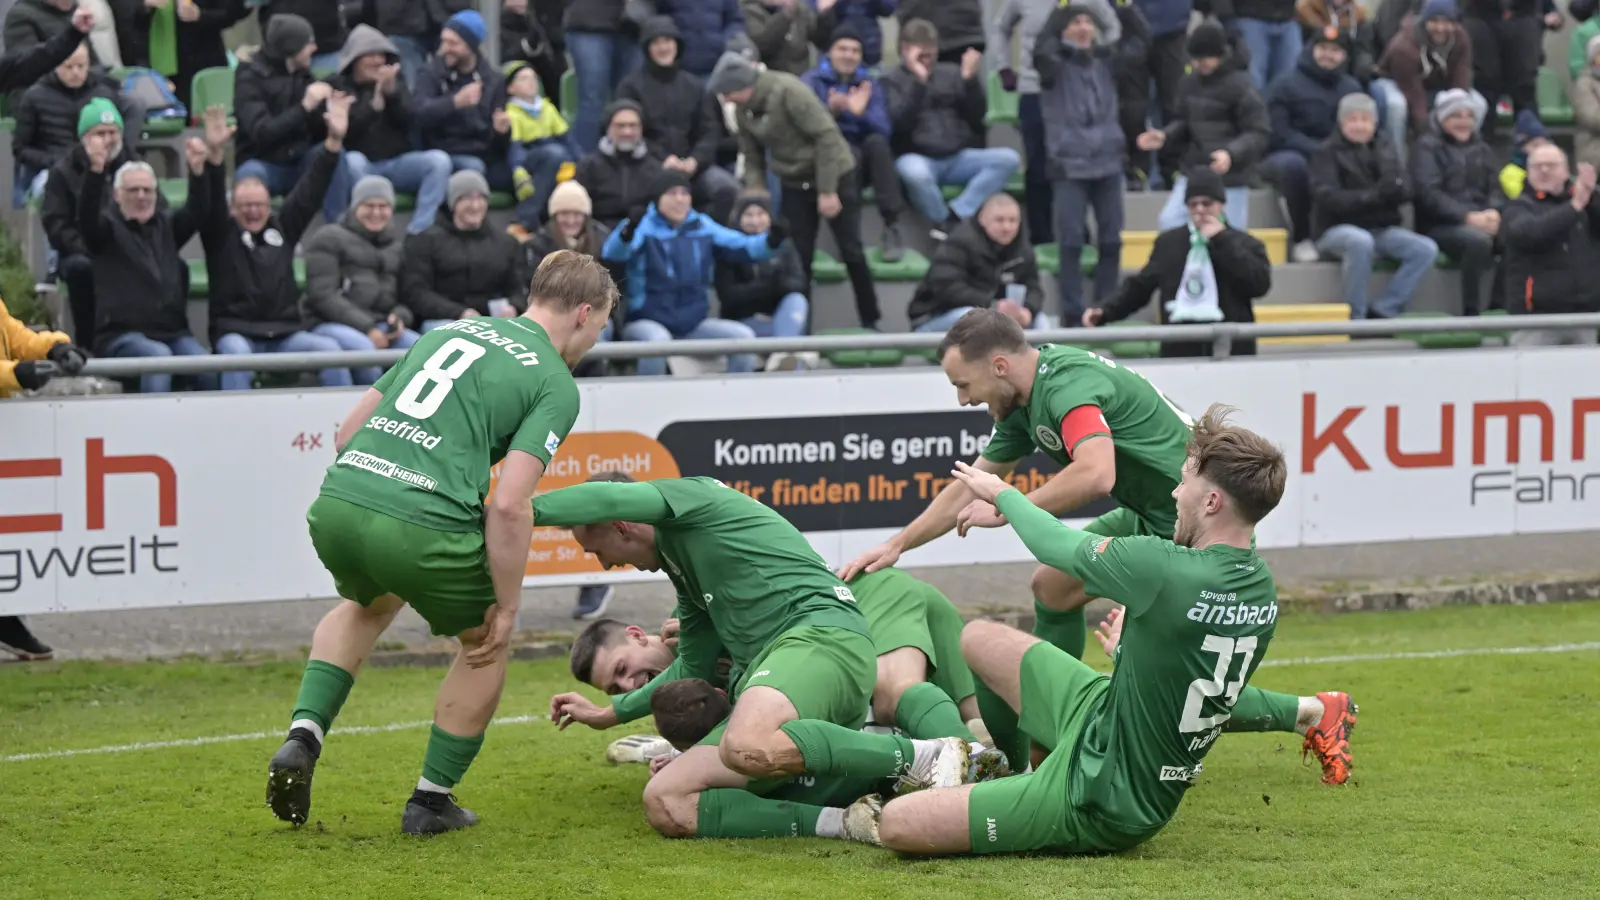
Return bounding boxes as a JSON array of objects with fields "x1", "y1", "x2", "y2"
[{"x1": 1168, "y1": 221, "x2": 1225, "y2": 323}]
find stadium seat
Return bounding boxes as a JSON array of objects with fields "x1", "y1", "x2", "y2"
[
  {"x1": 864, "y1": 246, "x2": 928, "y2": 281},
  {"x1": 1398, "y1": 310, "x2": 1494, "y2": 350},
  {"x1": 811, "y1": 250, "x2": 847, "y2": 284},
  {"x1": 1256, "y1": 302, "x2": 1350, "y2": 345},
  {"x1": 1034, "y1": 244, "x2": 1099, "y2": 276},
  {"x1": 560, "y1": 70, "x2": 578, "y2": 122},
  {"x1": 0, "y1": 92, "x2": 12, "y2": 132},
  {"x1": 815, "y1": 327, "x2": 903, "y2": 367},
  {"x1": 983, "y1": 70, "x2": 1019, "y2": 127},
  {"x1": 189, "y1": 67, "x2": 235, "y2": 124},
  {"x1": 188, "y1": 258, "x2": 307, "y2": 299},
  {"x1": 490, "y1": 191, "x2": 515, "y2": 210},
  {"x1": 1119, "y1": 228, "x2": 1288, "y2": 269},
  {"x1": 1101, "y1": 321, "x2": 1158, "y2": 358},
  {"x1": 161, "y1": 178, "x2": 188, "y2": 206},
  {"x1": 1538, "y1": 67, "x2": 1574, "y2": 126},
  {"x1": 391, "y1": 192, "x2": 419, "y2": 212}
]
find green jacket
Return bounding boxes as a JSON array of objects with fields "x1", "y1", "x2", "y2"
[{"x1": 735, "y1": 70, "x2": 856, "y2": 194}]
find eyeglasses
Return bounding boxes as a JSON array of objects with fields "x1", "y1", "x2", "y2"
[{"x1": 119, "y1": 185, "x2": 155, "y2": 195}]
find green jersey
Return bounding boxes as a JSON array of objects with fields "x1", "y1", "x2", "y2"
[
  {"x1": 320, "y1": 318, "x2": 580, "y2": 533},
  {"x1": 533, "y1": 477, "x2": 870, "y2": 723},
  {"x1": 995, "y1": 489, "x2": 1279, "y2": 835},
  {"x1": 980, "y1": 344, "x2": 1192, "y2": 537}
]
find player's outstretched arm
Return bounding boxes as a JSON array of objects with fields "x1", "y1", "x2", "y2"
[
  {"x1": 471, "y1": 449, "x2": 546, "y2": 667},
  {"x1": 840, "y1": 454, "x2": 1016, "y2": 579},
  {"x1": 951, "y1": 462, "x2": 1094, "y2": 574},
  {"x1": 1023, "y1": 433, "x2": 1117, "y2": 516},
  {"x1": 532, "y1": 480, "x2": 673, "y2": 528},
  {"x1": 334, "y1": 388, "x2": 385, "y2": 451}
]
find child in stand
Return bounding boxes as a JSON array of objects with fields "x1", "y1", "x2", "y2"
[{"x1": 506, "y1": 60, "x2": 578, "y2": 236}]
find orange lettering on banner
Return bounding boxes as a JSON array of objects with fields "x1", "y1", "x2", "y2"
[
  {"x1": 1300, "y1": 393, "x2": 1371, "y2": 473},
  {"x1": 0, "y1": 440, "x2": 178, "y2": 534},
  {"x1": 0, "y1": 457, "x2": 63, "y2": 534},
  {"x1": 1385, "y1": 404, "x2": 1455, "y2": 468},
  {"x1": 1472, "y1": 401, "x2": 1554, "y2": 466}
]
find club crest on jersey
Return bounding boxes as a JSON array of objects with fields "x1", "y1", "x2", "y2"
[{"x1": 1034, "y1": 425, "x2": 1064, "y2": 451}]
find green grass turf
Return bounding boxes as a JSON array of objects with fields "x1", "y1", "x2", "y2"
[{"x1": 2, "y1": 603, "x2": 1598, "y2": 899}]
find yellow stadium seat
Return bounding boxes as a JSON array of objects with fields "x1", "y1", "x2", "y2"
[
  {"x1": 1254, "y1": 302, "x2": 1351, "y2": 346},
  {"x1": 1119, "y1": 228, "x2": 1289, "y2": 270}
]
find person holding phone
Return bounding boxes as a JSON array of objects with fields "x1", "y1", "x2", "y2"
[{"x1": 907, "y1": 193, "x2": 1045, "y2": 333}]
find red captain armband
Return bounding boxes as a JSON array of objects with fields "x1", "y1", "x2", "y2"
[{"x1": 1060, "y1": 405, "x2": 1111, "y2": 459}]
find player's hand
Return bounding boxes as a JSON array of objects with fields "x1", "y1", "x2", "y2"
[
  {"x1": 660, "y1": 617, "x2": 681, "y2": 651},
  {"x1": 950, "y1": 460, "x2": 1013, "y2": 507},
  {"x1": 838, "y1": 541, "x2": 902, "y2": 581},
  {"x1": 549, "y1": 692, "x2": 619, "y2": 730},
  {"x1": 465, "y1": 602, "x2": 517, "y2": 668},
  {"x1": 955, "y1": 497, "x2": 1007, "y2": 537},
  {"x1": 1094, "y1": 605, "x2": 1125, "y2": 658}
]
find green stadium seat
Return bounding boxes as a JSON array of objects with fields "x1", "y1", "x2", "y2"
[
  {"x1": 815, "y1": 327, "x2": 903, "y2": 368},
  {"x1": 139, "y1": 117, "x2": 187, "y2": 137},
  {"x1": 490, "y1": 191, "x2": 515, "y2": 210},
  {"x1": 0, "y1": 117, "x2": 13, "y2": 133},
  {"x1": 1033, "y1": 244, "x2": 1098, "y2": 276},
  {"x1": 1537, "y1": 67, "x2": 1574, "y2": 126},
  {"x1": 560, "y1": 70, "x2": 578, "y2": 122},
  {"x1": 1004, "y1": 169, "x2": 1025, "y2": 196},
  {"x1": 188, "y1": 258, "x2": 208, "y2": 298},
  {"x1": 984, "y1": 70, "x2": 1019, "y2": 127},
  {"x1": 161, "y1": 178, "x2": 188, "y2": 206},
  {"x1": 865, "y1": 247, "x2": 928, "y2": 281},
  {"x1": 1397, "y1": 310, "x2": 1483, "y2": 350},
  {"x1": 392, "y1": 192, "x2": 418, "y2": 212},
  {"x1": 188, "y1": 67, "x2": 235, "y2": 123},
  {"x1": 1103, "y1": 320, "x2": 1159, "y2": 358},
  {"x1": 811, "y1": 250, "x2": 847, "y2": 283}
]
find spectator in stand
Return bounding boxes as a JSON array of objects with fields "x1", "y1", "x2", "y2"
[
  {"x1": 1084, "y1": 168, "x2": 1271, "y2": 356},
  {"x1": 401, "y1": 169, "x2": 529, "y2": 330},
  {"x1": 1411, "y1": 88, "x2": 1501, "y2": 315},
  {"x1": 1573, "y1": 35, "x2": 1600, "y2": 171},
  {"x1": 1133, "y1": 0, "x2": 1193, "y2": 135},
  {"x1": 1500, "y1": 111, "x2": 1549, "y2": 200},
  {"x1": 0, "y1": 3, "x2": 95, "y2": 96},
  {"x1": 208, "y1": 96, "x2": 352, "y2": 391},
  {"x1": 414, "y1": 10, "x2": 512, "y2": 187},
  {"x1": 1035, "y1": 2, "x2": 1126, "y2": 324},
  {"x1": 502, "y1": 0, "x2": 569, "y2": 102},
  {"x1": 616, "y1": 17, "x2": 741, "y2": 224},
  {"x1": 575, "y1": 100, "x2": 666, "y2": 228},
  {"x1": 369, "y1": 0, "x2": 468, "y2": 90},
  {"x1": 565, "y1": 0, "x2": 642, "y2": 153},
  {"x1": 1222, "y1": 0, "x2": 1303, "y2": 91},
  {"x1": 4, "y1": 0, "x2": 100, "y2": 107},
  {"x1": 603, "y1": 171, "x2": 781, "y2": 376},
  {"x1": 1263, "y1": 26, "x2": 1362, "y2": 262},
  {"x1": 712, "y1": 50, "x2": 882, "y2": 328},
  {"x1": 885, "y1": 20, "x2": 1020, "y2": 240},
  {"x1": 1, "y1": 294, "x2": 87, "y2": 398},
  {"x1": 504, "y1": 59, "x2": 578, "y2": 233},
  {"x1": 1501, "y1": 144, "x2": 1600, "y2": 345},
  {"x1": 743, "y1": 0, "x2": 818, "y2": 76},
  {"x1": 234, "y1": 14, "x2": 330, "y2": 199},
  {"x1": 907, "y1": 193, "x2": 1043, "y2": 333},
  {"x1": 1372, "y1": 0, "x2": 1421, "y2": 54},
  {"x1": 80, "y1": 112, "x2": 228, "y2": 393},
  {"x1": 991, "y1": 0, "x2": 1066, "y2": 242},
  {"x1": 1460, "y1": 0, "x2": 1555, "y2": 139},
  {"x1": 1373, "y1": 0, "x2": 1472, "y2": 155},
  {"x1": 305, "y1": 175, "x2": 416, "y2": 387},
  {"x1": 1139, "y1": 20, "x2": 1271, "y2": 230},
  {"x1": 13, "y1": 43, "x2": 125, "y2": 203},
  {"x1": 331, "y1": 24, "x2": 453, "y2": 236},
  {"x1": 811, "y1": 0, "x2": 893, "y2": 69},
  {"x1": 128, "y1": 0, "x2": 248, "y2": 112},
  {"x1": 78, "y1": 0, "x2": 122, "y2": 69},
  {"x1": 802, "y1": 23, "x2": 905, "y2": 259},
  {"x1": 527, "y1": 180, "x2": 621, "y2": 288},
  {"x1": 898, "y1": 0, "x2": 985, "y2": 62},
  {"x1": 1309, "y1": 92, "x2": 1438, "y2": 321},
  {"x1": 261, "y1": 0, "x2": 349, "y2": 73},
  {"x1": 655, "y1": 0, "x2": 747, "y2": 78},
  {"x1": 1102, "y1": 0, "x2": 1154, "y2": 189},
  {"x1": 714, "y1": 194, "x2": 810, "y2": 349},
  {"x1": 1296, "y1": 0, "x2": 1401, "y2": 133}
]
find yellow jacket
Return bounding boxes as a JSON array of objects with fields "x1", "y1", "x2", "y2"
[
  {"x1": 1, "y1": 297, "x2": 70, "y2": 397},
  {"x1": 508, "y1": 98, "x2": 570, "y2": 144}
]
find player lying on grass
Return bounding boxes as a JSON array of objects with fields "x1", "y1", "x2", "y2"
[
  {"x1": 841, "y1": 309, "x2": 1355, "y2": 785},
  {"x1": 541, "y1": 472, "x2": 1009, "y2": 840},
  {"x1": 266, "y1": 252, "x2": 617, "y2": 835}
]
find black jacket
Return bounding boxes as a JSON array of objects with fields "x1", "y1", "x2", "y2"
[
  {"x1": 1163, "y1": 57, "x2": 1271, "y2": 187},
  {"x1": 1267, "y1": 42, "x2": 1363, "y2": 157},
  {"x1": 400, "y1": 220, "x2": 529, "y2": 321},
  {"x1": 202, "y1": 148, "x2": 340, "y2": 340},
  {"x1": 372, "y1": 0, "x2": 470, "y2": 39},
  {"x1": 574, "y1": 142, "x2": 666, "y2": 227},
  {"x1": 1409, "y1": 127, "x2": 1499, "y2": 233},
  {"x1": 3, "y1": 0, "x2": 96, "y2": 109},
  {"x1": 234, "y1": 54, "x2": 326, "y2": 166},
  {"x1": 78, "y1": 163, "x2": 219, "y2": 353},
  {"x1": 0, "y1": 20, "x2": 86, "y2": 95},
  {"x1": 304, "y1": 209, "x2": 409, "y2": 331},
  {"x1": 262, "y1": 0, "x2": 349, "y2": 54},
  {"x1": 615, "y1": 18, "x2": 722, "y2": 172},
  {"x1": 896, "y1": 0, "x2": 986, "y2": 54},
  {"x1": 44, "y1": 140, "x2": 154, "y2": 259},
  {"x1": 1100, "y1": 225, "x2": 1271, "y2": 357},
  {"x1": 1110, "y1": 3, "x2": 1153, "y2": 104},
  {"x1": 883, "y1": 62, "x2": 987, "y2": 157},
  {"x1": 13, "y1": 71, "x2": 125, "y2": 173},
  {"x1": 1501, "y1": 187, "x2": 1600, "y2": 315},
  {"x1": 1206, "y1": 0, "x2": 1298, "y2": 23},
  {"x1": 412, "y1": 55, "x2": 509, "y2": 158},
  {"x1": 714, "y1": 240, "x2": 806, "y2": 320},
  {"x1": 1309, "y1": 133, "x2": 1409, "y2": 236},
  {"x1": 907, "y1": 219, "x2": 1043, "y2": 327}
]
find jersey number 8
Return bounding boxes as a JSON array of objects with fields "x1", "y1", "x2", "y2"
[
  {"x1": 1179, "y1": 634, "x2": 1258, "y2": 733},
  {"x1": 393, "y1": 338, "x2": 487, "y2": 420}
]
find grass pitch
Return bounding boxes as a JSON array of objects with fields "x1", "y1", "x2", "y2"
[{"x1": 2, "y1": 603, "x2": 1598, "y2": 900}]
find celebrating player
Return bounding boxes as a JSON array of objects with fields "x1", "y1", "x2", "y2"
[{"x1": 266, "y1": 251, "x2": 617, "y2": 835}]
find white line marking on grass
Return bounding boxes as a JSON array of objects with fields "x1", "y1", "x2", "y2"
[{"x1": 7, "y1": 642, "x2": 1600, "y2": 764}]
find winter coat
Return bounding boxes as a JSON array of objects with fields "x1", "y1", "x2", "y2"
[
  {"x1": 1501, "y1": 187, "x2": 1600, "y2": 315},
  {"x1": 0, "y1": 297, "x2": 71, "y2": 397},
  {"x1": 304, "y1": 209, "x2": 409, "y2": 332},
  {"x1": 735, "y1": 70, "x2": 856, "y2": 193},
  {"x1": 801, "y1": 59, "x2": 890, "y2": 146},
  {"x1": 1568, "y1": 18, "x2": 1600, "y2": 81},
  {"x1": 1372, "y1": 0, "x2": 1420, "y2": 56},
  {"x1": 1208, "y1": 0, "x2": 1297, "y2": 22},
  {"x1": 575, "y1": 141, "x2": 666, "y2": 226},
  {"x1": 525, "y1": 217, "x2": 626, "y2": 314},
  {"x1": 1267, "y1": 42, "x2": 1363, "y2": 157},
  {"x1": 811, "y1": 0, "x2": 894, "y2": 66},
  {"x1": 234, "y1": 53, "x2": 327, "y2": 166},
  {"x1": 742, "y1": 0, "x2": 817, "y2": 76},
  {"x1": 883, "y1": 61, "x2": 987, "y2": 157},
  {"x1": 1035, "y1": 35, "x2": 1124, "y2": 181},
  {"x1": 78, "y1": 163, "x2": 219, "y2": 352},
  {"x1": 615, "y1": 17, "x2": 722, "y2": 172},
  {"x1": 1099, "y1": 224, "x2": 1270, "y2": 356},
  {"x1": 897, "y1": 0, "x2": 986, "y2": 54},
  {"x1": 332, "y1": 27, "x2": 416, "y2": 162},
  {"x1": 261, "y1": 0, "x2": 348, "y2": 55},
  {"x1": 400, "y1": 219, "x2": 529, "y2": 321},
  {"x1": 202, "y1": 149, "x2": 339, "y2": 340},
  {"x1": 1109, "y1": 2, "x2": 1152, "y2": 105},
  {"x1": 413, "y1": 55, "x2": 510, "y2": 158},
  {"x1": 714, "y1": 238, "x2": 807, "y2": 320},
  {"x1": 601, "y1": 205, "x2": 773, "y2": 336},
  {"x1": 989, "y1": 0, "x2": 1058, "y2": 95},
  {"x1": 1162, "y1": 58, "x2": 1272, "y2": 186},
  {"x1": 1572, "y1": 73, "x2": 1600, "y2": 171},
  {"x1": 3, "y1": 0, "x2": 96, "y2": 109},
  {"x1": 1296, "y1": 0, "x2": 1380, "y2": 83},
  {"x1": 1308, "y1": 133, "x2": 1409, "y2": 236},
  {"x1": 1376, "y1": 13, "x2": 1472, "y2": 132},
  {"x1": 0, "y1": 20, "x2": 88, "y2": 96},
  {"x1": 565, "y1": 0, "x2": 629, "y2": 34},
  {"x1": 43, "y1": 140, "x2": 152, "y2": 259},
  {"x1": 656, "y1": 0, "x2": 746, "y2": 77},
  {"x1": 907, "y1": 218, "x2": 1043, "y2": 327},
  {"x1": 374, "y1": 0, "x2": 471, "y2": 39},
  {"x1": 13, "y1": 71, "x2": 125, "y2": 174},
  {"x1": 1409, "y1": 126, "x2": 1499, "y2": 233}
]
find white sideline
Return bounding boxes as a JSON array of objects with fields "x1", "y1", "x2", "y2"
[{"x1": 5, "y1": 642, "x2": 1599, "y2": 765}]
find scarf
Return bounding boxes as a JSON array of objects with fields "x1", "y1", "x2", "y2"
[
  {"x1": 1417, "y1": 21, "x2": 1453, "y2": 81},
  {"x1": 1168, "y1": 223, "x2": 1225, "y2": 323},
  {"x1": 149, "y1": 0, "x2": 178, "y2": 76},
  {"x1": 511, "y1": 96, "x2": 543, "y2": 118}
]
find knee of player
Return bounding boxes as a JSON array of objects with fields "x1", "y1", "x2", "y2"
[
  {"x1": 717, "y1": 732, "x2": 785, "y2": 779},
  {"x1": 1030, "y1": 566, "x2": 1084, "y2": 609},
  {"x1": 641, "y1": 779, "x2": 698, "y2": 839},
  {"x1": 876, "y1": 798, "x2": 919, "y2": 851},
  {"x1": 960, "y1": 619, "x2": 1006, "y2": 665}
]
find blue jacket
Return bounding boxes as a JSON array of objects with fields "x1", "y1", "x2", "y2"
[
  {"x1": 1036, "y1": 38, "x2": 1124, "y2": 180},
  {"x1": 413, "y1": 56, "x2": 510, "y2": 158},
  {"x1": 810, "y1": 0, "x2": 896, "y2": 67},
  {"x1": 801, "y1": 59, "x2": 891, "y2": 146},
  {"x1": 657, "y1": 0, "x2": 747, "y2": 77},
  {"x1": 602, "y1": 206, "x2": 774, "y2": 336},
  {"x1": 1267, "y1": 43, "x2": 1362, "y2": 157},
  {"x1": 1132, "y1": 0, "x2": 1192, "y2": 37}
]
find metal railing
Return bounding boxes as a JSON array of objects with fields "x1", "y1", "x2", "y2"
[{"x1": 76, "y1": 313, "x2": 1600, "y2": 377}]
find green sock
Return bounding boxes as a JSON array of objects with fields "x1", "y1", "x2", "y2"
[
  {"x1": 696, "y1": 788, "x2": 825, "y2": 838},
  {"x1": 419, "y1": 724, "x2": 485, "y2": 789},
  {"x1": 1224, "y1": 687, "x2": 1301, "y2": 733},
  {"x1": 975, "y1": 680, "x2": 1027, "y2": 772},
  {"x1": 780, "y1": 719, "x2": 915, "y2": 780},
  {"x1": 290, "y1": 659, "x2": 355, "y2": 734},
  {"x1": 894, "y1": 681, "x2": 975, "y2": 742},
  {"x1": 1032, "y1": 601, "x2": 1086, "y2": 660}
]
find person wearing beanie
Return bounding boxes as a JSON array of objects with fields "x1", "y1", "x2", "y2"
[
  {"x1": 234, "y1": 12, "x2": 331, "y2": 198},
  {"x1": 1458, "y1": 0, "x2": 1551, "y2": 142},
  {"x1": 1296, "y1": 0, "x2": 1382, "y2": 86},
  {"x1": 1411, "y1": 87, "x2": 1501, "y2": 315},
  {"x1": 400, "y1": 166, "x2": 528, "y2": 330},
  {"x1": 1261, "y1": 25, "x2": 1364, "y2": 260},
  {"x1": 261, "y1": 0, "x2": 349, "y2": 71},
  {"x1": 529, "y1": 180, "x2": 620, "y2": 280},
  {"x1": 801, "y1": 22, "x2": 905, "y2": 260},
  {"x1": 1307, "y1": 88, "x2": 1438, "y2": 321},
  {"x1": 713, "y1": 193, "x2": 811, "y2": 362},
  {"x1": 14, "y1": 44, "x2": 125, "y2": 204},
  {"x1": 574, "y1": 100, "x2": 667, "y2": 228},
  {"x1": 1086, "y1": 166, "x2": 1271, "y2": 357},
  {"x1": 413, "y1": 8, "x2": 511, "y2": 180},
  {"x1": 1373, "y1": 0, "x2": 1472, "y2": 143},
  {"x1": 1574, "y1": 35, "x2": 1600, "y2": 172},
  {"x1": 616, "y1": 16, "x2": 741, "y2": 226},
  {"x1": 741, "y1": 0, "x2": 818, "y2": 76},
  {"x1": 1500, "y1": 142, "x2": 1600, "y2": 344},
  {"x1": 1140, "y1": 19, "x2": 1271, "y2": 230},
  {"x1": 504, "y1": 59, "x2": 579, "y2": 233}
]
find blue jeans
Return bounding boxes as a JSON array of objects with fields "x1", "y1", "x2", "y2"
[
  {"x1": 335, "y1": 150, "x2": 452, "y2": 233},
  {"x1": 622, "y1": 317, "x2": 758, "y2": 376},
  {"x1": 568, "y1": 31, "x2": 644, "y2": 154},
  {"x1": 449, "y1": 154, "x2": 514, "y2": 192},
  {"x1": 741, "y1": 292, "x2": 809, "y2": 337},
  {"x1": 103, "y1": 332, "x2": 216, "y2": 393},
  {"x1": 390, "y1": 35, "x2": 430, "y2": 92},
  {"x1": 1315, "y1": 225, "x2": 1439, "y2": 319},
  {"x1": 915, "y1": 306, "x2": 1046, "y2": 333},
  {"x1": 1368, "y1": 78, "x2": 1413, "y2": 160},
  {"x1": 1158, "y1": 175, "x2": 1251, "y2": 230},
  {"x1": 310, "y1": 322, "x2": 391, "y2": 385},
  {"x1": 894, "y1": 147, "x2": 1022, "y2": 221},
  {"x1": 236, "y1": 147, "x2": 321, "y2": 201},
  {"x1": 214, "y1": 330, "x2": 352, "y2": 391},
  {"x1": 508, "y1": 140, "x2": 576, "y2": 228},
  {"x1": 1235, "y1": 18, "x2": 1301, "y2": 91},
  {"x1": 1054, "y1": 174, "x2": 1125, "y2": 321}
]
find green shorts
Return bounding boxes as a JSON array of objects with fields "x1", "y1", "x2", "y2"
[
  {"x1": 307, "y1": 494, "x2": 495, "y2": 637},
  {"x1": 862, "y1": 579, "x2": 977, "y2": 705},
  {"x1": 696, "y1": 624, "x2": 876, "y2": 752},
  {"x1": 1084, "y1": 507, "x2": 1164, "y2": 540},
  {"x1": 753, "y1": 771, "x2": 889, "y2": 806},
  {"x1": 966, "y1": 641, "x2": 1153, "y2": 855}
]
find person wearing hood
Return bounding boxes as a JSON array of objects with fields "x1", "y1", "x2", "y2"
[
  {"x1": 907, "y1": 193, "x2": 1043, "y2": 332},
  {"x1": 575, "y1": 100, "x2": 668, "y2": 228},
  {"x1": 1572, "y1": 34, "x2": 1600, "y2": 171},
  {"x1": 1308, "y1": 92, "x2": 1437, "y2": 320},
  {"x1": 1373, "y1": 0, "x2": 1473, "y2": 148},
  {"x1": 261, "y1": 0, "x2": 350, "y2": 72},
  {"x1": 504, "y1": 59, "x2": 579, "y2": 232},
  {"x1": 234, "y1": 14, "x2": 332, "y2": 199},
  {"x1": 329, "y1": 24, "x2": 453, "y2": 235},
  {"x1": 401, "y1": 169, "x2": 531, "y2": 330},
  {"x1": 1459, "y1": 0, "x2": 1555, "y2": 141},
  {"x1": 742, "y1": 0, "x2": 819, "y2": 76},
  {"x1": 1139, "y1": 20, "x2": 1270, "y2": 230},
  {"x1": 1411, "y1": 88, "x2": 1501, "y2": 315},
  {"x1": 1499, "y1": 110, "x2": 1549, "y2": 200},
  {"x1": 1262, "y1": 26, "x2": 1363, "y2": 260},
  {"x1": 13, "y1": 42, "x2": 126, "y2": 202},
  {"x1": 602, "y1": 171, "x2": 782, "y2": 376},
  {"x1": 714, "y1": 194, "x2": 810, "y2": 344},
  {"x1": 616, "y1": 16, "x2": 742, "y2": 224},
  {"x1": 414, "y1": 10, "x2": 513, "y2": 187},
  {"x1": 1499, "y1": 142, "x2": 1600, "y2": 345},
  {"x1": 304, "y1": 175, "x2": 417, "y2": 387},
  {"x1": 655, "y1": 0, "x2": 749, "y2": 78}
]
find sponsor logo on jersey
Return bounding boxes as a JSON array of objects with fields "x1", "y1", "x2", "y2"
[
  {"x1": 1188, "y1": 726, "x2": 1222, "y2": 753},
  {"x1": 544, "y1": 431, "x2": 561, "y2": 458},
  {"x1": 361, "y1": 415, "x2": 444, "y2": 450},
  {"x1": 431, "y1": 319, "x2": 542, "y2": 366},
  {"x1": 833, "y1": 585, "x2": 857, "y2": 603},
  {"x1": 336, "y1": 450, "x2": 438, "y2": 492},
  {"x1": 1034, "y1": 424, "x2": 1064, "y2": 452},
  {"x1": 1093, "y1": 537, "x2": 1113, "y2": 555},
  {"x1": 750, "y1": 669, "x2": 770, "y2": 680},
  {"x1": 1159, "y1": 764, "x2": 1203, "y2": 784},
  {"x1": 985, "y1": 818, "x2": 1000, "y2": 843},
  {"x1": 1185, "y1": 599, "x2": 1278, "y2": 626}
]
